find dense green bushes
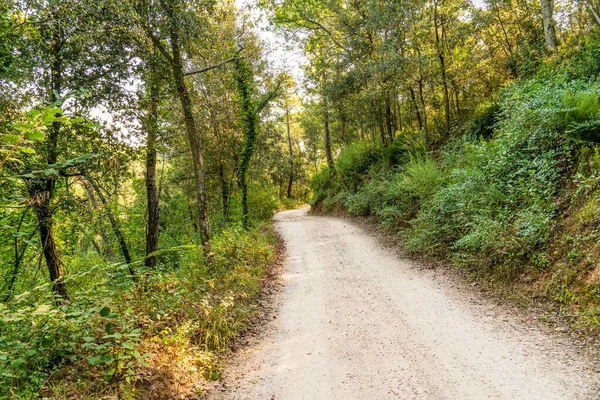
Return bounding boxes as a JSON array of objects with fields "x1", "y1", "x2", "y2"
[{"x1": 311, "y1": 68, "x2": 598, "y2": 278}]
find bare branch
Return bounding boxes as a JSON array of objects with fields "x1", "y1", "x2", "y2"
[
  {"x1": 184, "y1": 46, "x2": 244, "y2": 76},
  {"x1": 184, "y1": 56, "x2": 242, "y2": 76}
]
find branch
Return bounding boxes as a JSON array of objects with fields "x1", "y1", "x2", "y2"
[
  {"x1": 146, "y1": 29, "x2": 174, "y2": 66},
  {"x1": 184, "y1": 56, "x2": 242, "y2": 76},
  {"x1": 588, "y1": 3, "x2": 600, "y2": 26},
  {"x1": 256, "y1": 79, "x2": 284, "y2": 115},
  {"x1": 184, "y1": 46, "x2": 244, "y2": 76}
]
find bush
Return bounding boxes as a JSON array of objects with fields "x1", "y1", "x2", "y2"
[
  {"x1": 335, "y1": 141, "x2": 379, "y2": 190},
  {"x1": 466, "y1": 102, "x2": 501, "y2": 139}
]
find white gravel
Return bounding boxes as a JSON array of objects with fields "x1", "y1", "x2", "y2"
[{"x1": 206, "y1": 208, "x2": 600, "y2": 400}]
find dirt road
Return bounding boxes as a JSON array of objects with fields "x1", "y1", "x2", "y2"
[{"x1": 207, "y1": 208, "x2": 599, "y2": 399}]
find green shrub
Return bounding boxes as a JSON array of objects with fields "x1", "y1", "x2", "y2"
[
  {"x1": 335, "y1": 141, "x2": 379, "y2": 189},
  {"x1": 309, "y1": 167, "x2": 333, "y2": 208},
  {"x1": 466, "y1": 102, "x2": 501, "y2": 139},
  {"x1": 399, "y1": 157, "x2": 447, "y2": 203}
]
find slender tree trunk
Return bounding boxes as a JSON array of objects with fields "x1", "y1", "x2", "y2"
[
  {"x1": 29, "y1": 54, "x2": 68, "y2": 301},
  {"x1": 82, "y1": 179, "x2": 113, "y2": 258},
  {"x1": 323, "y1": 94, "x2": 334, "y2": 171},
  {"x1": 218, "y1": 163, "x2": 230, "y2": 222},
  {"x1": 409, "y1": 87, "x2": 423, "y2": 130},
  {"x1": 540, "y1": 0, "x2": 558, "y2": 50},
  {"x1": 144, "y1": 67, "x2": 160, "y2": 269},
  {"x1": 385, "y1": 95, "x2": 394, "y2": 142},
  {"x1": 417, "y1": 77, "x2": 429, "y2": 149},
  {"x1": 31, "y1": 190, "x2": 68, "y2": 300},
  {"x1": 88, "y1": 179, "x2": 135, "y2": 278},
  {"x1": 234, "y1": 58, "x2": 260, "y2": 229},
  {"x1": 285, "y1": 98, "x2": 294, "y2": 199},
  {"x1": 378, "y1": 109, "x2": 387, "y2": 146},
  {"x1": 434, "y1": 0, "x2": 451, "y2": 136},
  {"x1": 166, "y1": 11, "x2": 211, "y2": 255}
]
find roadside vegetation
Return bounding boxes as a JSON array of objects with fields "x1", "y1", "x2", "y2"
[
  {"x1": 0, "y1": 1, "x2": 308, "y2": 398},
  {"x1": 261, "y1": 1, "x2": 600, "y2": 331}
]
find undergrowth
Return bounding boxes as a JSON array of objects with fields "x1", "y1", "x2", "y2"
[
  {"x1": 311, "y1": 64, "x2": 600, "y2": 333},
  {"x1": 0, "y1": 224, "x2": 277, "y2": 399}
]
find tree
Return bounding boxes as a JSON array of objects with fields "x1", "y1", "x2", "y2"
[
  {"x1": 135, "y1": 0, "x2": 241, "y2": 256},
  {"x1": 540, "y1": 0, "x2": 558, "y2": 50}
]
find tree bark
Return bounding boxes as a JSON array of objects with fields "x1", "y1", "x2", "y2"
[
  {"x1": 434, "y1": 0, "x2": 451, "y2": 136},
  {"x1": 378, "y1": 107, "x2": 387, "y2": 146},
  {"x1": 164, "y1": 2, "x2": 212, "y2": 255},
  {"x1": 323, "y1": 93, "x2": 334, "y2": 171},
  {"x1": 540, "y1": 0, "x2": 558, "y2": 50},
  {"x1": 385, "y1": 94, "x2": 394, "y2": 142},
  {"x1": 88, "y1": 179, "x2": 135, "y2": 278},
  {"x1": 409, "y1": 87, "x2": 423, "y2": 130},
  {"x1": 29, "y1": 53, "x2": 68, "y2": 301},
  {"x1": 144, "y1": 67, "x2": 160, "y2": 269},
  {"x1": 285, "y1": 96, "x2": 294, "y2": 199},
  {"x1": 218, "y1": 163, "x2": 230, "y2": 223},
  {"x1": 417, "y1": 76, "x2": 429, "y2": 149},
  {"x1": 82, "y1": 179, "x2": 113, "y2": 258}
]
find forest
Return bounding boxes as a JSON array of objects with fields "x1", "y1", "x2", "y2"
[{"x1": 2, "y1": 0, "x2": 600, "y2": 398}]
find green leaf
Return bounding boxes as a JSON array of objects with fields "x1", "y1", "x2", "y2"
[
  {"x1": 122, "y1": 341, "x2": 135, "y2": 350},
  {"x1": 25, "y1": 131, "x2": 45, "y2": 141},
  {"x1": 102, "y1": 368, "x2": 116, "y2": 380},
  {"x1": 12, "y1": 123, "x2": 35, "y2": 130},
  {"x1": 24, "y1": 349, "x2": 37, "y2": 357},
  {"x1": 27, "y1": 110, "x2": 41, "y2": 121},
  {"x1": 82, "y1": 337, "x2": 95, "y2": 342},
  {"x1": 32, "y1": 304, "x2": 52, "y2": 316},
  {"x1": 18, "y1": 147, "x2": 35, "y2": 154},
  {"x1": 105, "y1": 322, "x2": 114, "y2": 335},
  {"x1": 10, "y1": 358, "x2": 25, "y2": 368},
  {"x1": 43, "y1": 168, "x2": 58, "y2": 176},
  {"x1": 43, "y1": 107, "x2": 62, "y2": 123},
  {"x1": 101, "y1": 354, "x2": 114, "y2": 364},
  {"x1": 2, "y1": 134, "x2": 20, "y2": 143},
  {"x1": 99, "y1": 306, "x2": 111, "y2": 317},
  {"x1": 86, "y1": 356, "x2": 102, "y2": 365}
]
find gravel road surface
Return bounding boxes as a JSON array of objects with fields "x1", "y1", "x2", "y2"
[{"x1": 206, "y1": 208, "x2": 599, "y2": 400}]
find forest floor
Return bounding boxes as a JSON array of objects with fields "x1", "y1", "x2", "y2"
[{"x1": 203, "y1": 208, "x2": 600, "y2": 399}]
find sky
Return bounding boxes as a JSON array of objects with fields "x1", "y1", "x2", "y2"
[{"x1": 234, "y1": 0, "x2": 306, "y2": 85}]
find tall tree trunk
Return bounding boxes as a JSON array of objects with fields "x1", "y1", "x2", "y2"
[
  {"x1": 30, "y1": 53, "x2": 68, "y2": 301},
  {"x1": 385, "y1": 95, "x2": 394, "y2": 142},
  {"x1": 165, "y1": 8, "x2": 212, "y2": 255},
  {"x1": 409, "y1": 87, "x2": 423, "y2": 130},
  {"x1": 234, "y1": 58, "x2": 260, "y2": 229},
  {"x1": 82, "y1": 180, "x2": 113, "y2": 258},
  {"x1": 218, "y1": 163, "x2": 230, "y2": 222},
  {"x1": 540, "y1": 0, "x2": 558, "y2": 50},
  {"x1": 417, "y1": 77, "x2": 429, "y2": 149},
  {"x1": 323, "y1": 94, "x2": 334, "y2": 171},
  {"x1": 434, "y1": 0, "x2": 451, "y2": 136},
  {"x1": 378, "y1": 108, "x2": 387, "y2": 146},
  {"x1": 88, "y1": 179, "x2": 135, "y2": 278},
  {"x1": 285, "y1": 97, "x2": 294, "y2": 199},
  {"x1": 144, "y1": 67, "x2": 160, "y2": 269}
]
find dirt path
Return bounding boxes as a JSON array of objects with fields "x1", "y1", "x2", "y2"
[{"x1": 206, "y1": 208, "x2": 600, "y2": 400}]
